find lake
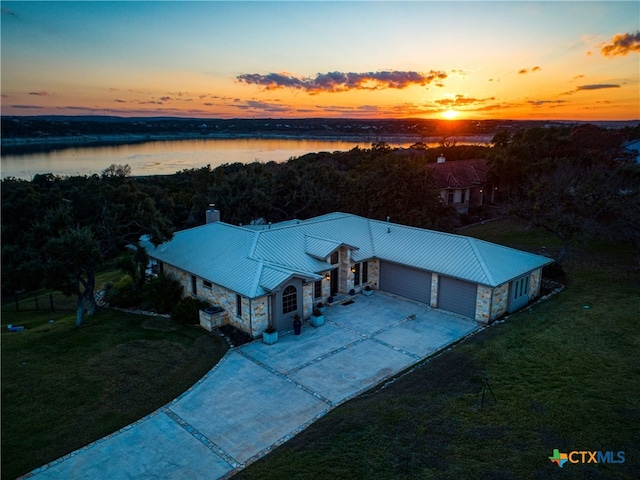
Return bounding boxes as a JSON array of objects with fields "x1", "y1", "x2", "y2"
[{"x1": 0, "y1": 136, "x2": 490, "y2": 180}]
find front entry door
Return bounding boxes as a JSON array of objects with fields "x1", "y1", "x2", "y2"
[{"x1": 330, "y1": 269, "x2": 339, "y2": 296}]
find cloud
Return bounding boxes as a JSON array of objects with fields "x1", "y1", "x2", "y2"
[
  {"x1": 231, "y1": 99, "x2": 291, "y2": 113},
  {"x1": 28, "y1": 91, "x2": 49, "y2": 96},
  {"x1": 11, "y1": 104, "x2": 42, "y2": 109},
  {"x1": 561, "y1": 83, "x2": 621, "y2": 96},
  {"x1": 237, "y1": 70, "x2": 447, "y2": 94},
  {"x1": 435, "y1": 95, "x2": 495, "y2": 107},
  {"x1": 527, "y1": 99, "x2": 567, "y2": 107},
  {"x1": 601, "y1": 31, "x2": 640, "y2": 57},
  {"x1": 518, "y1": 66, "x2": 541, "y2": 75},
  {"x1": 576, "y1": 84, "x2": 620, "y2": 91},
  {"x1": 114, "y1": 99, "x2": 127, "y2": 103}
]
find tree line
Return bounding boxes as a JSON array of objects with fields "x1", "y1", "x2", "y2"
[
  {"x1": 487, "y1": 123, "x2": 640, "y2": 267},
  {"x1": 2, "y1": 124, "x2": 639, "y2": 325}
]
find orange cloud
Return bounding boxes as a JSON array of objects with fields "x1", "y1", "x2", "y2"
[
  {"x1": 436, "y1": 95, "x2": 495, "y2": 107},
  {"x1": 601, "y1": 31, "x2": 640, "y2": 56}
]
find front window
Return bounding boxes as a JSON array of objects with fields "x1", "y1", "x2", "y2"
[
  {"x1": 236, "y1": 294, "x2": 242, "y2": 317},
  {"x1": 282, "y1": 285, "x2": 297, "y2": 314},
  {"x1": 191, "y1": 275, "x2": 197, "y2": 295},
  {"x1": 362, "y1": 261, "x2": 369, "y2": 283},
  {"x1": 354, "y1": 263, "x2": 361, "y2": 286},
  {"x1": 314, "y1": 280, "x2": 322, "y2": 299},
  {"x1": 330, "y1": 251, "x2": 339, "y2": 264}
]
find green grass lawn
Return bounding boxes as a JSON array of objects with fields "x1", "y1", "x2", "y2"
[
  {"x1": 1, "y1": 270, "x2": 229, "y2": 480},
  {"x1": 236, "y1": 219, "x2": 640, "y2": 480}
]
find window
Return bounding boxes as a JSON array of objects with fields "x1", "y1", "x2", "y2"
[
  {"x1": 236, "y1": 294, "x2": 242, "y2": 317},
  {"x1": 461, "y1": 189, "x2": 467, "y2": 204},
  {"x1": 362, "y1": 261, "x2": 369, "y2": 283},
  {"x1": 314, "y1": 280, "x2": 322, "y2": 299},
  {"x1": 354, "y1": 263, "x2": 361, "y2": 286},
  {"x1": 158, "y1": 261, "x2": 164, "y2": 274},
  {"x1": 447, "y1": 190, "x2": 454, "y2": 205},
  {"x1": 191, "y1": 275, "x2": 197, "y2": 295},
  {"x1": 203, "y1": 280, "x2": 212, "y2": 290},
  {"x1": 513, "y1": 276, "x2": 530, "y2": 299},
  {"x1": 330, "y1": 251, "x2": 339, "y2": 264},
  {"x1": 282, "y1": 285, "x2": 297, "y2": 314}
]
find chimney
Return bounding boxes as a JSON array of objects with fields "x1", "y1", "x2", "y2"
[
  {"x1": 205, "y1": 204, "x2": 220, "y2": 224},
  {"x1": 437, "y1": 154, "x2": 446, "y2": 164}
]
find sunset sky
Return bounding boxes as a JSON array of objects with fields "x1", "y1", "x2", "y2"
[{"x1": 1, "y1": 1, "x2": 639, "y2": 121}]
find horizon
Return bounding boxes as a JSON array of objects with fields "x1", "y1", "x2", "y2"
[{"x1": 1, "y1": 2, "x2": 639, "y2": 121}]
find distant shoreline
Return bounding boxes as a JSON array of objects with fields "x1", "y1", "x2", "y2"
[{"x1": 1, "y1": 133, "x2": 494, "y2": 153}]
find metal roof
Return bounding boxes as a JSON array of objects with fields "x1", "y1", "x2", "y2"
[{"x1": 141, "y1": 212, "x2": 553, "y2": 298}]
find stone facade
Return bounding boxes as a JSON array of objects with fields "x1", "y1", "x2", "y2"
[
  {"x1": 529, "y1": 268, "x2": 542, "y2": 300},
  {"x1": 250, "y1": 296, "x2": 270, "y2": 337},
  {"x1": 430, "y1": 274, "x2": 439, "y2": 308},
  {"x1": 166, "y1": 260, "x2": 545, "y2": 334},
  {"x1": 339, "y1": 246, "x2": 352, "y2": 293},
  {"x1": 302, "y1": 283, "x2": 313, "y2": 318},
  {"x1": 491, "y1": 282, "x2": 510, "y2": 320},
  {"x1": 163, "y1": 264, "x2": 268, "y2": 338},
  {"x1": 368, "y1": 259, "x2": 380, "y2": 290},
  {"x1": 475, "y1": 285, "x2": 492, "y2": 323}
]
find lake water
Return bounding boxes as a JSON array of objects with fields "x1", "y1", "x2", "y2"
[{"x1": 0, "y1": 137, "x2": 489, "y2": 180}]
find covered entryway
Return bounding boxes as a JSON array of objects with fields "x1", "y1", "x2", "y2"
[
  {"x1": 272, "y1": 279, "x2": 303, "y2": 332},
  {"x1": 438, "y1": 276, "x2": 477, "y2": 318},
  {"x1": 379, "y1": 261, "x2": 431, "y2": 304}
]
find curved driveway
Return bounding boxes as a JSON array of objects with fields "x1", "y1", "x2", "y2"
[{"x1": 24, "y1": 293, "x2": 479, "y2": 480}]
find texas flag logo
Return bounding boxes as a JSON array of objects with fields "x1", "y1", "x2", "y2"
[{"x1": 549, "y1": 449, "x2": 569, "y2": 468}]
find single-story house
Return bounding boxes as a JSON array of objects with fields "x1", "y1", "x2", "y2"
[
  {"x1": 139, "y1": 209, "x2": 553, "y2": 338},
  {"x1": 427, "y1": 156, "x2": 497, "y2": 213}
]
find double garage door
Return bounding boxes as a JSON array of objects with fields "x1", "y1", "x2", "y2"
[{"x1": 379, "y1": 261, "x2": 477, "y2": 319}]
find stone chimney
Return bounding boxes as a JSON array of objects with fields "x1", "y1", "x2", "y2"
[
  {"x1": 437, "y1": 154, "x2": 446, "y2": 164},
  {"x1": 205, "y1": 204, "x2": 220, "y2": 223}
]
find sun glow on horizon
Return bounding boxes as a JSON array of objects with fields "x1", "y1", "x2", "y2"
[{"x1": 441, "y1": 109, "x2": 460, "y2": 120}]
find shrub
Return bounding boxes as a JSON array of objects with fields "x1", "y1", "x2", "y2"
[
  {"x1": 143, "y1": 274, "x2": 183, "y2": 313},
  {"x1": 105, "y1": 275, "x2": 143, "y2": 308},
  {"x1": 172, "y1": 297, "x2": 208, "y2": 325}
]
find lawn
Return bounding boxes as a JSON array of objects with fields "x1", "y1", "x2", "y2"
[
  {"x1": 1, "y1": 268, "x2": 229, "y2": 480},
  {"x1": 235, "y1": 219, "x2": 640, "y2": 480}
]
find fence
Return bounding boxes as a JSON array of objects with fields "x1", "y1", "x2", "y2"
[{"x1": 2, "y1": 291, "x2": 74, "y2": 313}]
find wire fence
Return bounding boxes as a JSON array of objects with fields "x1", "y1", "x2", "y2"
[{"x1": 2, "y1": 291, "x2": 75, "y2": 313}]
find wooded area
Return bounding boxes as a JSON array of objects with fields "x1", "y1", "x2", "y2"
[{"x1": 2, "y1": 124, "x2": 639, "y2": 324}]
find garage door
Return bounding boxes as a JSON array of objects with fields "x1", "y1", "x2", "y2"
[
  {"x1": 438, "y1": 276, "x2": 477, "y2": 318},
  {"x1": 379, "y1": 261, "x2": 431, "y2": 304}
]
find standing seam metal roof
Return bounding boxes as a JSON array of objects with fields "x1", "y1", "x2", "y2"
[{"x1": 141, "y1": 212, "x2": 552, "y2": 298}]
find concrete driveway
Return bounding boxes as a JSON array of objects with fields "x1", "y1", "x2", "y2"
[{"x1": 24, "y1": 292, "x2": 480, "y2": 480}]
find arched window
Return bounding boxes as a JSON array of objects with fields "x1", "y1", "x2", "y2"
[{"x1": 282, "y1": 285, "x2": 297, "y2": 314}]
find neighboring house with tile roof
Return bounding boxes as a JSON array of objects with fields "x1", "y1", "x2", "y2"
[
  {"x1": 427, "y1": 156, "x2": 497, "y2": 213},
  {"x1": 139, "y1": 209, "x2": 552, "y2": 338}
]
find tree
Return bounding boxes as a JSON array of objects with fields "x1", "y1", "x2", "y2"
[
  {"x1": 33, "y1": 205, "x2": 102, "y2": 326},
  {"x1": 46, "y1": 226, "x2": 102, "y2": 326},
  {"x1": 508, "y1": 163, "x2": 621, "y2": 266}
]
